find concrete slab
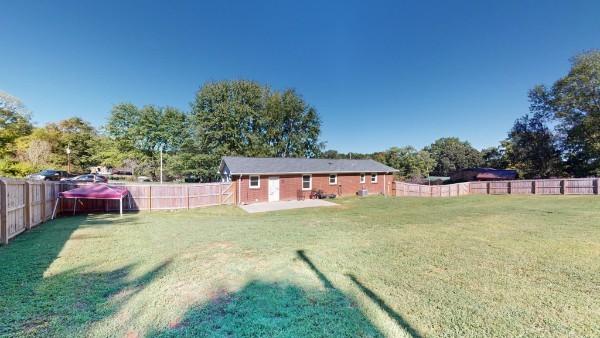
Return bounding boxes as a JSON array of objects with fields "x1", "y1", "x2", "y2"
[{"x1": 239, "y1": 199, "x2": 337, "y2": 213}]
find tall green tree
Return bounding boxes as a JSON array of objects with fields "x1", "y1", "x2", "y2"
[
  {"x1": 425, "y1": 137, "x2": 483, "y2": 176},
  {"x1": 106, "y1": 104, "x2": 190, "y2": 178},
  {"x1": 265, "y1": 89, "x2": 322, "y2": 157},
  {"x1": 375, "y1": 146, "x2": 436, "y2": 180},
  {"x1": 504, "y1": 112, "x2": 562, "y2": 178},
  {"x1": 191, "y1": 80, "x2": 323, "y2": 181},
  {"x1": 481, "y1": 146, "x2": 509, "y2": 169},
  {"x1": 528, "y1": 50, "x2": 600, "y2": 176},
  {"x1": 0, "y1": 92, "x2": 33, "y2": 157}
]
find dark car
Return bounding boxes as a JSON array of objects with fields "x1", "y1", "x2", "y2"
[
  {"x1": 61, "y1": 174, "x2": 108, "y2": 183},
  {"x1": 28, "y1": 169, "x2": 70, "y2": 181}
]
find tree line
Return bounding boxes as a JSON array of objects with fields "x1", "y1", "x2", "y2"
[
  {"x1": 0, "y1": 80, "x2": 322, "y2": 181},
  {"x1": 1, "y1": 51, "x2": 599, "y2": 181}
]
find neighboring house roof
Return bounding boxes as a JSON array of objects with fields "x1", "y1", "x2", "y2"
[
  {"x1": 426, "y1": 176, "x2": 451, "y2": 181},
  {"x1": 453, "y1": 168, "x2": 518, "y2": 180},
  {"x1": 475, "y1": 170, "x2": 517, "y2": 180},
  {"x1": 220, "y1": 156, "x2": 398, "y2": 175}
]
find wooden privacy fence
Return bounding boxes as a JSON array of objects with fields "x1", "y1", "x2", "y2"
[
  {"x1": 394, "y1": 178, "x2": 600, "y2": 197},
  {"x1": 0, "y1": 178, "x2": 235, "y2": 244},
  {"x1": 393, "y1": 182, "x2": 470, "y2": 197}
]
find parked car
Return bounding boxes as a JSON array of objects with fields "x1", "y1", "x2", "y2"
[
  {"x1": 61, "y1": 174, "x2": 108, "y2": 183},
  {"x1": 27, "y1": 169, "x2": 70, "y2": 181}
]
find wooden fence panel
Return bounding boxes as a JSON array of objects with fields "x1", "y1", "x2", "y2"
[
  {"x1": 469, "y1": 182, "x2": 488, "y2": 195},
  {"x1": 3, "y1": 179, "x2": 27, "y2": 240},
  {"x1": 44, "y1": 182, "x2": 59, "y2": 220},
  {"x1": 29, "y1": 182, "x2": 44, "y2": 228},
  {"x1": 189, "y1": 183, "x2": 222, "y2": 207},
  {"x1": 489, "y1": 181, "x2": 509, "y2": 195},
  {"x1": 150, "y1": 185, "x2": 187, "y2": 210},
  {"x1": 395, "y1": 178, "x2": 598, "y2": 198},
  {"x1": 564, "y1": 179, "x2": 595, "y2": 195},
  {"x1": 510, "y1": 180, "x2": 533, "y2": 194},
  {"x1": 126, "y1": 185, "x2": 151, "y2": 210},
  {"x1": 535, "y1": 179, "x2": 562, "y2": 195}
]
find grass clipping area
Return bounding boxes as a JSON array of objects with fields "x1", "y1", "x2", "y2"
[{"x1": 1, "y1": 195, "x2": 599, "y2": 337}]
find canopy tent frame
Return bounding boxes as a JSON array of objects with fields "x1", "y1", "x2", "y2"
[{"x1": 51, "y1": 185, "x2": 130, "y2": 219}]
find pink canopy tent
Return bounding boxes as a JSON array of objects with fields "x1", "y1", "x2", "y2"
[{"x1": 52, "y1": 184, "x2": 130, "y2": 219}]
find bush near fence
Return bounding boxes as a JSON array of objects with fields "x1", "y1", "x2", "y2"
[{"x1": 0, "y1": 178, "x2": 234, "y2": 244}]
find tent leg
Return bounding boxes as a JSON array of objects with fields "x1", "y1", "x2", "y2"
[
  {"x1": 51, "y1": 198, "x2": 59, "y2": 219},
  {"x1": 73, "y1": 198, "x2": 77, "y2": 215},
  {"x1": 120, "y1": 198, "x2": 123, "y2": 216}
]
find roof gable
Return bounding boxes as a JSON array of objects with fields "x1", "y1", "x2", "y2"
[{"x1": 220, "y1": 156, "x2": 398, "y2": 175}]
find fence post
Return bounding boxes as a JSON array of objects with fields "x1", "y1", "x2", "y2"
[
  {"x1": 149, "y1": 185, "x2": 152, "y2": 211},
  {"x1": 507, "y1": 181, "x2": 512, "y2": 195},
  {"x1": 186, "y1": 185, "x2": 190, "y2": 209},
  {"x1": 532, "y1": 181, "x2": 536, "y2": 194},
  {"x1": 486, "y1": 182, "x2": 491, "y2": 195},
  {"x1": 0, "y1": 179, "x2": 8, "y2": 245},
  {"x1": 219, "y1": 183, "x2": 223, "y2": 204},
  {"x1": 40, "y1": 183, "x2": 46, "y2": 222},
  {"x1": 595, "y1": 178, "x2": 599, "y2": 195},
  {"x1": 560, "y1": 179, "x2": 565, "y2": 195},
  {"x1": 24, "y1": 181, "x2": 31, "y2": 230}
]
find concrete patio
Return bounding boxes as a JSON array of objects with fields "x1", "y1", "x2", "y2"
[{"x1": 239, "y1": 199, "x2": 338, "y2": 213}]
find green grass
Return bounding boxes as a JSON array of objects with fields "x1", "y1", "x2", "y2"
[{"x1": 1, "y1": 195, "x2": 599, "y2": 337}]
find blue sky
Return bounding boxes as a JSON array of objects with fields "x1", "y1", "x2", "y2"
[{"x1": 1, "y1": 1, "x2": 599, "y2": 153}]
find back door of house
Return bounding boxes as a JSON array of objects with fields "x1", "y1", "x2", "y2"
[{"x1": 268, "y1": 176, "x2": 280, "y2": 202}]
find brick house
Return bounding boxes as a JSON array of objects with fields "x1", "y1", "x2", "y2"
[{"x1": 219, "y1": 156, "x2": 398, "y2": 204}]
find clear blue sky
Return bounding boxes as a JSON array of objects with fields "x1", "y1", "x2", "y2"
[{"x1": 2, "y1": 1, "x2": 599, "y2": 153}]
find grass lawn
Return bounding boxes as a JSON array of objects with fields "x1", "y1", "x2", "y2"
[{"x1": 1, "y1": 195, "x2": 599, "y2": 337}]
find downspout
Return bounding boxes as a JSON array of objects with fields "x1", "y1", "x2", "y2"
[
  {"x1": 238, "y1": 174, "x2": 242, "y2": 205},
  {"x1": 383, "y1": 172, "x2": 387, "y2": 197}
]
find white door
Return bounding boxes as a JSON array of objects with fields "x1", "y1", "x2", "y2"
[{"x1": 268, "y1": 176, "x2": 280, "y2": 202}]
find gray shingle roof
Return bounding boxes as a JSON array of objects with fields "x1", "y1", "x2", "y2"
[{"x1": 220, "y1": 156, "x2": 398, "y2": 175}]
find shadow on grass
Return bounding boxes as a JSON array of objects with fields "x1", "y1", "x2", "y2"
[
  {"x1": 147, "y1": 250, "x2": 385, "y2": 337},
  {"x1": 0, "y1": 215, "x2": 169, "y2": 336},
  {"x1": 347, "y1": 274, "x2": 423, "y2": 338}
]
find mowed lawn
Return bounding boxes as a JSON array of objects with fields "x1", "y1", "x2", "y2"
[{"x1": 1, "y1": 196, "x2": 599, "y2": 337}]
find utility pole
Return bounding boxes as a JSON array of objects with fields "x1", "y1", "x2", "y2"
[
  {"x1": 66, "y1": 145, "x2": 71, "y2": 174},
  {"x1": 160, "y1": 145, "x2": 163, "y2": 184}
]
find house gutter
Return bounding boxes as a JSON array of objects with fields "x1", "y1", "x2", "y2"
[
  {"x1": 384, "y1": 172, "x2": 387, "y2": 196},
  {"x1": 238, "y1": 174, "x2": 242, "y2": 205},
  {"x1": 229, "y1": 170, "x2": 399, "y2": 175}
]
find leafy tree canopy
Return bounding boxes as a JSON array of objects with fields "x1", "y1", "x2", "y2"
[
  {"x1": 191, "y1": 80, "x2": 323, "y2": 180},
  {"x1": 528, "y1": 50, "x2": 600, "y2": 176},
  {"x1": 504, "y1": 112, "x2": 562, "y2": 178},
  {"x1": 425, "y1": 137, "x2": 483, "y2": 176}
]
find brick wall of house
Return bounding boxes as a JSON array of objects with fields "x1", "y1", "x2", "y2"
[{"x1": 235, "y1": 173, "x2": 395, "y2": 204}]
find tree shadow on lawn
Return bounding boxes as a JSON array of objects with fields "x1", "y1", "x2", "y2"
[
  {"x1": 0, "y1": 215, "x2": 169, "y2": 337},
  {"x1": 148, "y1": 250, "x2": 385, "y2": 338}
]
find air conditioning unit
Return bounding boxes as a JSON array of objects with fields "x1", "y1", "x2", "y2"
[{"x1": 357, "y1": 189, "x2": 368, "y2": 197}]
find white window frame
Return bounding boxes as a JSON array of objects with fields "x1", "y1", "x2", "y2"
[
  {"x1": 302, "y1": 174, "x2": 312, "y2": 190},
  {"x1": 370, "y1": 173, "x2": 378, "y2": 183},
  {"x1": 359, "y1": 173, "x2": 366, "y2": 184},
  {"x1": 328, "y1": 174, "x2": 337, "y2": 185},
  {"x1": 249, "y1": 175, "x2": 260, "y2": 189}
]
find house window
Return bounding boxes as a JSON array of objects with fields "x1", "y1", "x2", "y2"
[
  {"x1": 329, "y1": 174, "x2": 337, "y2": 185},
  {"x1": 370, "y1": 173, "x2": 378, "y2": 183},
  {"x1": 302, "y1": 175, "x2": 312, "y2": 190},
  {"x1": 249, "y1": 175, "x2": 260, "y2": 189},
  {"x1": 359, "y1": 173, "x2": 365, "y2": 183}
]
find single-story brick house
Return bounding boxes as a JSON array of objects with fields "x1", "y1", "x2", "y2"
[{"x1": 219, "y1": 156, "x2": 398, "y2": 204}]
